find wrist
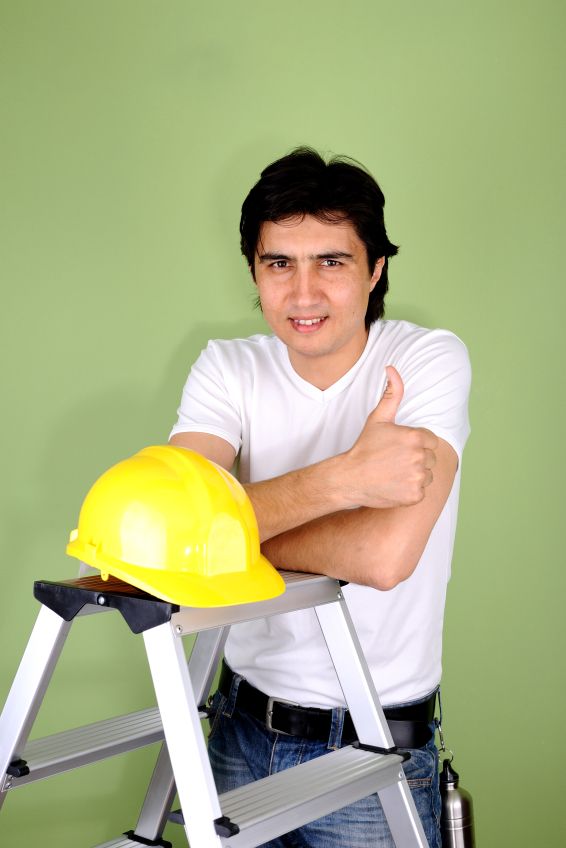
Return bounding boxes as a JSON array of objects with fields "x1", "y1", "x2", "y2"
[{"x1": 317, "y1": 452, "x2": 356, "y2": 511}]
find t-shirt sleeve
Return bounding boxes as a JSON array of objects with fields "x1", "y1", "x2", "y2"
[
  {"x1": 395, "y1": 331, "x2": 471, "y2": 461},
  {"x1": 169, "y1": 342, "x2": 242, "y2": 453}
]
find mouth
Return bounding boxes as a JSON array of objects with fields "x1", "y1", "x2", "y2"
[{"x1": 289, "y1": 316, "x2": 328, "y2": 333}]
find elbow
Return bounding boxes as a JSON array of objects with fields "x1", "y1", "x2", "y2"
[
  {"x1": 365, "y1": 548, "x2": 420, "y2": 592},
  {"x1": 370, "y1": 569, "x2": 406, "y2": 592}
]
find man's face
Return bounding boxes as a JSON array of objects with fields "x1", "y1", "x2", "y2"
[{"x1": 253, "y1": 215, "x2": 383, "y2": 390}]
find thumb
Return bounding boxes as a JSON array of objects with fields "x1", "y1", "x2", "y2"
[{"x1": 372, "y1": 365, "x2": 404, "y2": 423}]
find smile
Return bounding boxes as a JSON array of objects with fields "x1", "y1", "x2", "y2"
[
  {"x1": 290, "y1": 317, "x2": 327, "y2": 327},
  {"x1": 289, "y1": 316, "x2": 328, "y2": 333}
]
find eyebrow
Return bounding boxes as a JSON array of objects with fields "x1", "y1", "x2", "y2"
[{"x1": 257, "y1": 251, "x2": 354, "y2": 263}]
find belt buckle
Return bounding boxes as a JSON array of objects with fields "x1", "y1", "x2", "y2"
[{"x1": 265, "y1": 696, "x2": 299, "y2": 735}]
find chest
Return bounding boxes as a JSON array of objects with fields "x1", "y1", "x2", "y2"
[{"x1": 238, "y1": 372, "x2": 384, "y2": 482}]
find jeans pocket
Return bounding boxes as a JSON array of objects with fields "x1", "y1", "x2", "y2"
[
  {"x1": 402, "y1": 741, "x2": 441, "y2": 846},
  {"x1": 207, "y1": 690, "x2": 227, "y2": 742},
  {"x1": 403, "y1": 742, "x2": 437, "y2": 789}
]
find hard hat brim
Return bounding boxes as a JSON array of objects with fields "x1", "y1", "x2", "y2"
[{"x1": 100, "y1": 555, "x2": 285, "y2": 607}]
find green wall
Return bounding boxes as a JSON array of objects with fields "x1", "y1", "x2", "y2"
[{"x1": 1, "y1": 1, "x2": 565, "y2": 845}]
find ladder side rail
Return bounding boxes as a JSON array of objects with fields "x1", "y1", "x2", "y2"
[
  {"x1": 315, "y1": 597, "x2": 395, "y2": 749},
  {"x1": 134, "y1": 626, "x2": 229, "y2": 842},
  {"x1": 131, "y1": 744, "x2": 175, "y2": 842},
  {"x1": 143, "y1": 620, "x2": 224, "y2": 848},
  {"x1": 315, "y1": 597, "x2": 429, "y2": 848},
  {"x1": 0, "y1": 605, "x2": 71, "y2": 804},
  {"x1": 188, "y1": 626, "x2": 230, "y2": 705}
]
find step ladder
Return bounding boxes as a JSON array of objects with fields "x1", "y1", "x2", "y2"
[{"x1": 0, "y1": 570, "x2": 429, "y2": 847}]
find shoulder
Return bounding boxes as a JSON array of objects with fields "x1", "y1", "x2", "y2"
[
  {"x1": 371, "y1": 319, "x2": 471, "y2": 380},
  {"x1": 204, "y1": 333, "x2": 281, "y2": 364},
  {"x1": 372, "y1": 322, "x2": 471, "y2": 455},
  {"x1": 373, "y1": 319, "x2": 469, "y2": 355},
  {"x1": 195, "y1": 334, "x2": 285, "y2": 390}
]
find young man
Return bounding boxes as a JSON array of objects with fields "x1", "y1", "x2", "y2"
[{"x1": 170, "y1": 147, "x2": 471, "y2": 847}]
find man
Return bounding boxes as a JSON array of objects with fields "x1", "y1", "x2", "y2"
[{"x1": 170, "y1": 147, "x2": 471, "y2": 847}]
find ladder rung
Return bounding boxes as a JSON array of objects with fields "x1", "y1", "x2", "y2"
[
  {"x1": 8, "y1": 706, "x2": 206, "y2": 787},
  {"x1": 170, "y1": 745, "x2": 405, "y2": 847}
]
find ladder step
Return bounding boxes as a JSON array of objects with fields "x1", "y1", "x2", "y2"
[
  {"x1": 170, "y1": 745, "x2": 406, "y2": 847},
  {"x1": 8, "y1": 706, "x2": 206, "y2": 787}
]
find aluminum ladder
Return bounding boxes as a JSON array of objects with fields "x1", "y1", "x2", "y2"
[{"x1": 0, "y1": 571, "x2": 429, "y2": 847}]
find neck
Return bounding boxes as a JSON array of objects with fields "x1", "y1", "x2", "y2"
[{"x1": 288, "y1": 330, "x2": 370, "y2": 390}]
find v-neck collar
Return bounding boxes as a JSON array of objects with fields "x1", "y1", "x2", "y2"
[{"x1": 275, "y1": 322, "x2": 382, "y2": 403}]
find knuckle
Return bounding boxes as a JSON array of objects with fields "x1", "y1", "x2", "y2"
[{"x1": 409, "y1": 429, "x2": 423, "y2": 446}]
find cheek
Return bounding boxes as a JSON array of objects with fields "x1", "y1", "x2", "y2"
[
  {"x1": 334, "y1": 284, "x2": 370, "y2": 313},
  {"x1": 256, "y1": 290, "x2": 284, "y2": 321}
]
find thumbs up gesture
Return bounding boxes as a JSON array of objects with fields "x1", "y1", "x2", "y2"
[
  {"x1": 343, "y1": 366, "x2": 438, "y2": 509},
  {"x1": 372, "y1": 364, "x2": 405, "y2": 423}
]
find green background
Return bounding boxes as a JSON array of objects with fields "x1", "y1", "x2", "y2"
[{"x1": 1, "y1": 1, "x2": 565, "y2": 845}]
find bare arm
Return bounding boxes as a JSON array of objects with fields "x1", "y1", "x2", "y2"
[
  {"x1": 170, "y1": 411, "x2": 455, "y2": 590},
  {"x1": 260, "y1": 436, "x2": 458, "y2": 590},
  {"x1": 169, "y1": 431, "x2": 237, "y2": 469},
  {"x1": 170, "y1": 366, "x2": 440, "y2": 549}
]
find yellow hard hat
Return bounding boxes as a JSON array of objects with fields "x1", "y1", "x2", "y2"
[{"x1": 66, "y1": 445, "x2": 285, "y2": 607}]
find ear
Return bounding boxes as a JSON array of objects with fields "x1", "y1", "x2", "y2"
[{"x1": 369, "y1": 256, "x2": 385, "y2": 292}]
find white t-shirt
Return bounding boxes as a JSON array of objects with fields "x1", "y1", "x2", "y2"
[{"x1": 171, "y1": 319, "x2": 471, "y2": 708}]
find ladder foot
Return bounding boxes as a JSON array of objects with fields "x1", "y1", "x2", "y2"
[
  {"x1": 7, "y1": 758, "x2": 29, "y2": 777},
  {"x1": 214, "y1": 815, "x2": 240, "y2": 837},
  {"x1": 123, "y1": 829, "x2": 172, "y2": 847}
]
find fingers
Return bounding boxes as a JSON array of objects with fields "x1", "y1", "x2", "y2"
[
  {"x1": 421, "y1": 436, "x2": 438, "y2": 491},
  {"x1": 424, "y1": 447, "x2": 437, "y2": 470},
  {"x1": 423, "y1": 468, "x2": 434, "y2": 490},
  {"x1": 372, "y1": 365, "x2": 404, "y2": 424},
  {"x1": 421, "y1": 428, "x2": 438, "y2": 451}
]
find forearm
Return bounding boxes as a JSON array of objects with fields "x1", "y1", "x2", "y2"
[
  {"x1": 260, "y1": 507, "x2": 425, "y2": 590},
  {"x1": 261, "y1": 438, "x2": 458, "y2": 589},
  {"x1": 245, "y1": 422, "x2": 437, "y2": 542},
  {"x1": 243, "y1": 454, "x2": 350, "y2": 542}
]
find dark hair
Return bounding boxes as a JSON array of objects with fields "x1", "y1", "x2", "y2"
[{"x1": 240, "y1": 146, "x2": 399, "y2": 325}]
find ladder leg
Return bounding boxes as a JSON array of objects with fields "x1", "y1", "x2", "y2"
[
  {"x1": 132, "y1": 743, "x2": 176, "y2": 841},
  {"x1": 134, "y1": 627, "x2": 229, "y2": 842},
  {"x1": 315, "y1": 597, "x2": 429, "y2": 848},
  {"x1": 0, "y1": 605, "x2": 72, "y2": 808},
  {"x1": 143, "y1": 621, "x2": 224, "y2": 848}
]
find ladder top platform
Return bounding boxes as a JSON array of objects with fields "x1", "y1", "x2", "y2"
[{"x1": 33, "y1": 571, "x2": 346, "y2": 635}]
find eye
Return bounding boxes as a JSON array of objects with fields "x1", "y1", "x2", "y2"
[
  {"x1": 321, "y1": 259, "x2": 340, "y2": 267},
  {"x1": 270, "y1": 260, "x2": 289, "y2": 269}
]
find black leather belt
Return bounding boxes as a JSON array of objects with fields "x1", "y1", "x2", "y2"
[{"x1": 218, "y1": 660, "x2": 436, "y2": 749}]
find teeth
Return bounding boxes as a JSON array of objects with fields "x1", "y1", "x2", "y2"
[{"x1": 295, "y1": 318, "x2": 323, "y2": 325}]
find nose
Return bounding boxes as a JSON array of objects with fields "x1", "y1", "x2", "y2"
[{"x1": 292, "y1": 264, "x2": 321, "y2": 307}]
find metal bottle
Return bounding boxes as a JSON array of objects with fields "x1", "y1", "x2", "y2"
[{"x1": 440, "y1": 758, "x2": 475, "y2": 847}]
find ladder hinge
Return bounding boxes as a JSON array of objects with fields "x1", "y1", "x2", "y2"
[
  {"x1": 7, "y1": 758, "x2": 30, "y2": 777},
  {"x1": 214, "y1": 815, "x2": 240, "y2": 837},
  {"x1": 123, "y1": 829, "x2": 172, "y2": 847},
  {"x1": 34, "y1": 576, "x2": 179, "y2": 634}
]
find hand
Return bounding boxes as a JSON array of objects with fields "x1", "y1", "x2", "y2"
[{"x1": 343, "y1": 365, "x2": 438, "y2": 508}]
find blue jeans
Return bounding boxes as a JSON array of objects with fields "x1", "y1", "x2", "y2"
[{"x1": 207, "y1": 674, "x2": 441, "y2": 848}]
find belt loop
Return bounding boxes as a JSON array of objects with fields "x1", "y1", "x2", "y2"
[
  {"x1": 328, "y1": 707, "x2": 346, "y2": 750},
  {"x1": 222, "y1": 666, "x2": 244, "y2": 718}
]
